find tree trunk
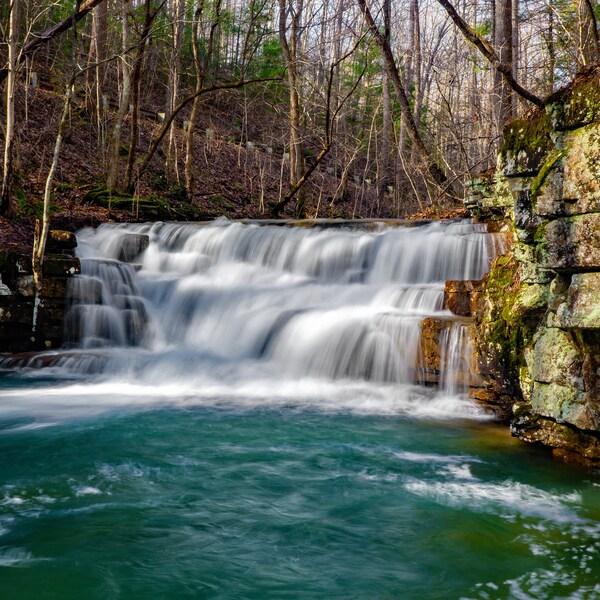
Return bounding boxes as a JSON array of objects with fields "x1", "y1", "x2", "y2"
[
  {"x1": 125, "y1": 0, "x2": 161, "y2": 191},
  {"x1": 493, "y1": 0, "x2": 514, "y2": 131},
  {"x1": 377, "y1": 0, "x2": 392, "y2": 208},
  {"x1": 279, "y1": 0, "x2": 307, "y2": 217},
  {"x1": 165, "y1": 0, "x2": 186, "y2": 177},
  {"x1": 90, "y1": 3, "x2": 108, "y2": 149},
  {"x1": 1, "y1": 0, "x2": 19, "y2": 217},
  {"x1": 576, "y1": 0, "x2": 599, "y2": 67},
  {"x1": 106, "y1": 0, "x2": 132, "y2": 194},
  {"x1": 358, "y1": 0, "x2": 452, "y2": 196},
  {"x1": 185, "y1": 0, "x2": 223, "y2": 198}
]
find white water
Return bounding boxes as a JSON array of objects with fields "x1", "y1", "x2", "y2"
[{"x1": 1, "y1": 219, "x2": 504, "y2": 422}]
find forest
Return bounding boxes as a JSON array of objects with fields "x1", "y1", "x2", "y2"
[{"x1": 0, "y1": 0, "x2": 598, "y2": 243}]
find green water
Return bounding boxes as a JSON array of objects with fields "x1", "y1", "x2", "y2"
[{"x1": 1, "y1": 381, "x2": 599, "y2": 599}]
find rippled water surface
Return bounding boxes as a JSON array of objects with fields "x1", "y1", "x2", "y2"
[{"x1": 1, "y1": 381, "x2": 599, "y2": 599}]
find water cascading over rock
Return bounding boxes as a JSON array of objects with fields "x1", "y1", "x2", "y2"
[{"x1": 60, "y1": 220, "x2": 501, "y2": 396}]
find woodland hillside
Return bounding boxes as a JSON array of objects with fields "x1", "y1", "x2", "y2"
[{"x1": 0, "y1": 0, "x2": 598, "y2": 251}]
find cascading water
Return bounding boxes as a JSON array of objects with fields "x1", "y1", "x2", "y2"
[{"x1": 55, "y1": 219, "x2": 502, "y2": 399}]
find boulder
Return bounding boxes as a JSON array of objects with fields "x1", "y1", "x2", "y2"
[
  {"x1": 444, "y1": 280, "x2": 479, "y2": 316},
  {"x1": 46, "y1": 230, "x2": 77, "y2": 253},
  {"x1": 117, "y1": 233, "x2": 150, "y2": 263}
]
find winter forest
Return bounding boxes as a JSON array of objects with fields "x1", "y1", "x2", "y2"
[{"x1": 0, "y1": 0, "x2": 598, "y2": 228}]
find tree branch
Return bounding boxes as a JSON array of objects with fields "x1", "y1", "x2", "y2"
[
  {"x1": 435, "y1": 0, "x2": 544, "y2": 107},
  {"x1": 0, "y1": 0, "x2": 107, "y2": 84},
  {"x1": 357, "y1": 0, "x2": 454, "y2": 194},
  {"x1": 131, "y1": 77, "x2": 282, "y2": 189}
]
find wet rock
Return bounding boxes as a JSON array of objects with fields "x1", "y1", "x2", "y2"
[
  {"x1": 544, "y1": 213, "x2": 600, "y2": 270},
  {"x1": 42, "y1": 255, "x2": 81, "y2": 277},
  {"x1": 117, "y1": 233, "x2": 150, "y2": 263},
  {"x1": 511, "y1": 404, "x2": 600, "y2": 466},
  {"x1": 444, "y1": 280, "x2": 479, "y2": 316},
  {"x1": 417, "y1": 317, "x2": 479, "y2": 388},
  {"x1": 15, "y1": 275, "x2": 69, "y2": 299},
  {"x1": 0, "y1": 275, "x2": 11, "y2": 296}
]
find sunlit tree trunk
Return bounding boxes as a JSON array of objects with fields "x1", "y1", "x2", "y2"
[
  {"x1": 1, "y1": 0, "x2": 20, "y2": 216},
  {"x1": 493, "y1": 0, "x2": 514, "y2": 131}
]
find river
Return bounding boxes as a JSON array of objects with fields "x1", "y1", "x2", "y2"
[{"x1": 1, "y1": 220, "x2": 598, "y2": 598}]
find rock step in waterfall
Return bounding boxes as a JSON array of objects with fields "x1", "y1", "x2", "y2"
[{"x1": 2, "y1": 219, "x2": 499, "y2": 395}]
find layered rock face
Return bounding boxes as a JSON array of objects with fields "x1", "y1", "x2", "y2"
[
  {"x1": 469, "y1": 68, "x2": 600, "y2": 465},
  {"x1": 0, "y1": 231, "x2": 79, "y2": 352}
]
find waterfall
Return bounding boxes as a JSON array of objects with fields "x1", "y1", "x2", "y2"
[{"x1": 52, "y1": 219, "x2": 501, "y2": 393}]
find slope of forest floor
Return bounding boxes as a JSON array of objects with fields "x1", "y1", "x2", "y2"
[{"x1": 2, "y1": 74, "x2": 466, "y2": 254}]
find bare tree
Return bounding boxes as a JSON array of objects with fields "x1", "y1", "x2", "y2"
[
  {"x1": 1, "y1": 0, "x2": 19, "y2": 216},
  {"x1": 184, "y1": 0, "x2": 224, "y2": 198},
  {"x1": 106, "y1": 0, "x2": 132, "y2": 194},
  {"x1": 279, "y1": 0, "x2": 307, "y2": 217},
  {"x1": 358, "y1": 0, "x2": 454, "y2": 197}
]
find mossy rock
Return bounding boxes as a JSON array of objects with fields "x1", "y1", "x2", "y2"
[
  {"x1": 500, "y1": 110, "x2": 553, "y2": 177},
  {"x1": 478, "y1": 256, "x2": 548, "y2": 400},
  {"x1": 546, "y1": 69, "x2": 600, "y2": 131},
  {"x1": 82, "y1": 187, "x2": 173, "y2": 220}
]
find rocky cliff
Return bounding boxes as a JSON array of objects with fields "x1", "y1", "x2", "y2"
[{"x1": 467, "y1": 67, "x2": 600, "y2": 465}]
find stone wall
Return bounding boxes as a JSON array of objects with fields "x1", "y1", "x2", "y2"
[
  {"x1": 467, "y1": 67, "x2": 600, "y2": 465},
  {"x1": 0, "y1": 231, "x2": 79, "y2": 352}
]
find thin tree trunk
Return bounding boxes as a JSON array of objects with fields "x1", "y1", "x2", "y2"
[
  {"x1": 279, "y1": 0, "x2": 307, "y2": 217},
  {"x1": 377, "y1": 0, "x2": 392, "y2": 208},
  {"x1": 165, "y1": 0, "x2": 186, "y2": 177},
  {"x1": 185, "y1": 0, "x2": 223, "y2": 198},
  {"x1": 106, "y1": 0, "x2": 132, "y2": 193},
  {"x1": 1, "y1": 0, "x2": 19, "y2": 217},
  {"x1": 125, "y1": 0, "x2": 163, "y2": 190}
]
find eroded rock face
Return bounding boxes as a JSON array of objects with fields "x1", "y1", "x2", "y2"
[
  {"x1": 561, "y1": 127, "x2": 600, "y2": 213},
  {"x1": 558, "y1": 273, "x2": 600, "y2": 329},
  {"x1": 468, "y1": 70, "x2": 600, "y2": 464},
  {"x1": 544, "y1": 213, "x2": 600, "y2": 271}
]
